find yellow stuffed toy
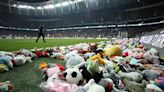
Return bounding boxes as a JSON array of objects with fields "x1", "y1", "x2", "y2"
[
  {"x1": 89, "y1": 53, "x2": 105, "y2": 65},
  {"x1": 39, "y1": 62, "x2": 47, "y2": 70},
  {"x1": 104, "y1": 45, "x2": 122, "y2": 58}
]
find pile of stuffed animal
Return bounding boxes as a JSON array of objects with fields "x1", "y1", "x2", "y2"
[
  {"x1": 0, "y1": 38, "x2": 164, "y2": 92},
  {"x1": 38, "y1": 39, "x2": 164, "y2": 92},
  {"x1": 0, "y1": 49, "x2": 38, "y2": 73}
]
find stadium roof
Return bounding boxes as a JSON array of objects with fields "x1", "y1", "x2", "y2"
[{"x1": 15, "y1": 0, "x2": 50, "y2": 3}]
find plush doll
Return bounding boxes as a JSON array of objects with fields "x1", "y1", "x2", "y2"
[
  {"x1": 83, "y1": 52, "x2": 95, "y2": 60},
  {"x1": 35, "y1": 50, "x2": 49, "y2": 57},
  {"x1": 148, "y1": 48, "x2": 158, "y2": 56},
  {"x1": 40, "y1": 79, "x2": 78, "y2": 92},
  {"x1": 12, "y1": 55, "x2": 30, "y2": 66},
  {"x1": 121, "y1": 77, "x2": 147, "y2": 92},
  {"x1": 122, "y1": 48, "x2": 132, "y2": 57},
  {"x1": 146, "y1": 84, "x2": 163, "y2": 92},
  {"x1": 104, "y1": 45, "x2": 122, "y2": 58},
  {"x1": 108, "y1": 72, "x2": 120, "y2": 89},
  {"x1": 50, "y1": 52, "x2": 64, "y2": 60},
  {"x1": 0, "y1": 51, "x2": 14, "y2": 58},
  {"x1": 99, "y1": 66, "x2": 110, "y2": 78},
  {"x1": 39, "y1": 62, "x2": 48, "y2": 70},
  {"x1": 46, "y1": 67, "x2": 61, "y2": 78},
  {"x1": 75, "y1": 79, "x2": 105, "y2": 92},
  {"x1": 142, "y1": 70, "x2": 158, "y2": 81},
  {"x1": 154, "y1": 77, "x2": 164, "y2": 90},
  {"x1": 92, "y1": 71, "x2": 104, "y2": 83},
  {"x1": 105, "y1": 61, "x2": 120, "y2": 73},
  {"x1": 66, "y1": 54, "x2": 85, "y2": 68},
  {"x1": 0, "y1": 51, "x2": 6, "y2": 57},
  {"x1": 0, "y1": 56, "x2": 13, "y2": 68},
  {"x1": 122, "y1": 52, "x2": 129, "y2": 57},
  {"x1": 20, "y1": 49, "x2": 37, "y2": 59},
  {"x1": 40, "y1": 63, "x2": 65, "y2": 80},
  {"x1": 79, "y1": 66, "x2": 92, "y2": 83},
  {"x1": 112, "y1": 56, "x2": 134, "y2": 72},
  {"x1": 83, "y1": 79, "x2": 105, "y2": 92},
  {"x1": 137, "y1": 43, "x2": 144, "y2": 49},
  {"x1": 159, "y1": 56, "x2": 164, "y2": 65},
  {"x1": 98, "y1": 78, "x2": 113, "y2": 92},
  {"x1": 139, "y1": 55, "x2": 160, "y2": 64},
  {"x1": 46, "y1": 63, "x2": 65, "y2": 77},
  {"x1": 86, "y1": 60, "x2": 99, "y2": 75},
  {"x1": 118, "y1": 71, "x2": 143, "y2": 83},
  {"x1": 0, "y1": 81, "x2": 14, "y2": 92},
  {"x1": 89, "y1": 53, "x2": 105, "y2": 65},
  {"x1": 127, "y1": 41, "x2": 138, "y2": 48},
  {"x1": 62, "y1": 67, "x2": 83, "y2": 85},
  {"x1": 64, "y1": 51, "x2": 77, "y2": 61},
  {"x1": 132, "y1": 48, "x2": 144, "y2": 59},
  {"x1": 128, "y1": 58, "x2": 138, "y2": 65},
  {"x1": 0, "y1": 64, "x2": 9, "y2": 73}
]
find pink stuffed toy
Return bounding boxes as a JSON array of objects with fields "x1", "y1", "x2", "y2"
[
  {"x1": 40, "y1": 80, "x2": 78, "y2": 92},
  {"x1": 46, "y1": 67, "x2": 61, "y2": 77},
  {"x1": 132, "y1": 48, "x2": 144, "y2": 59},
  {"x1": 122, "y1": 52, "x2": 129, "y2": 57}
]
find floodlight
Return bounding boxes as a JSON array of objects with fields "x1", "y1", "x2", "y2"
[
  {"x1": 36, "y1": 6, "x2": 42, "y2": 9},
  {"x1": 42, "y1": 4, "x2": 55, "y2": 9},
  {"x1": 27, "y1": 6, "x2": 35, "y2": 9},
  {"x1": 62, "y1": 2, "x2": 69, "y2": 6},
  {"x1": 18, "y1": 5, "x2": 28, "y2": 8},
  {"x1": 55, "y1": 3, "x2": 62, "y2": 7},
  {"x1": 76, "y1": 0, "x2": 83, "y2": 3},
  {"x1": 13, "y1": 4, "x2": 17, "y2": 7}
]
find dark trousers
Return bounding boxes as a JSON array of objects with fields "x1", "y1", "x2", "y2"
[{"x1": 36, "y1": 33, "x2": 45, "y2": 43}]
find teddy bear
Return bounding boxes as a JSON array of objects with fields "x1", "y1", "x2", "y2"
[
  {"x1": 89, "y1": 53, "x2": 105, "y2": 65},
  {"x1": 104, "y1": 45, "x2": 122, "y2": 58},
  {"x1": 65, "y1": 52, "x2": 85, "y2": 68},
  {"x1": 62, "y1": 67, "x2": 83, "y2": 85},
  {"x1": 39, "y1": 62, "x2": 65, "y2": 80},
  {"x1": 75, "y1": 79, "x2": 105, "y2": 92},
  {"x1": 12, "y1": 55, "x2": 32, "y2": 66}
]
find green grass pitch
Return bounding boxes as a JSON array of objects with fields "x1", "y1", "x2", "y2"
[
  {"x1": 0, "y1": 38, "x2": 108, "y2": 92},
  {"x1": 0, "y1": 38, "x2": 108, "y2": 51}
]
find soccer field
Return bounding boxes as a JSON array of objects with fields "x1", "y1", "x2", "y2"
[
  {"x1": 0, "y1": 38, "x2": 108, "y2": 51},
  {"x1": 0, "y1": 38, "x2": 109, "y2": 92}
]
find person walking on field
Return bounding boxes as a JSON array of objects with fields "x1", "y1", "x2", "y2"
[{"x1": 36, "y1": 25, "x2": 46, "y2": 43}]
